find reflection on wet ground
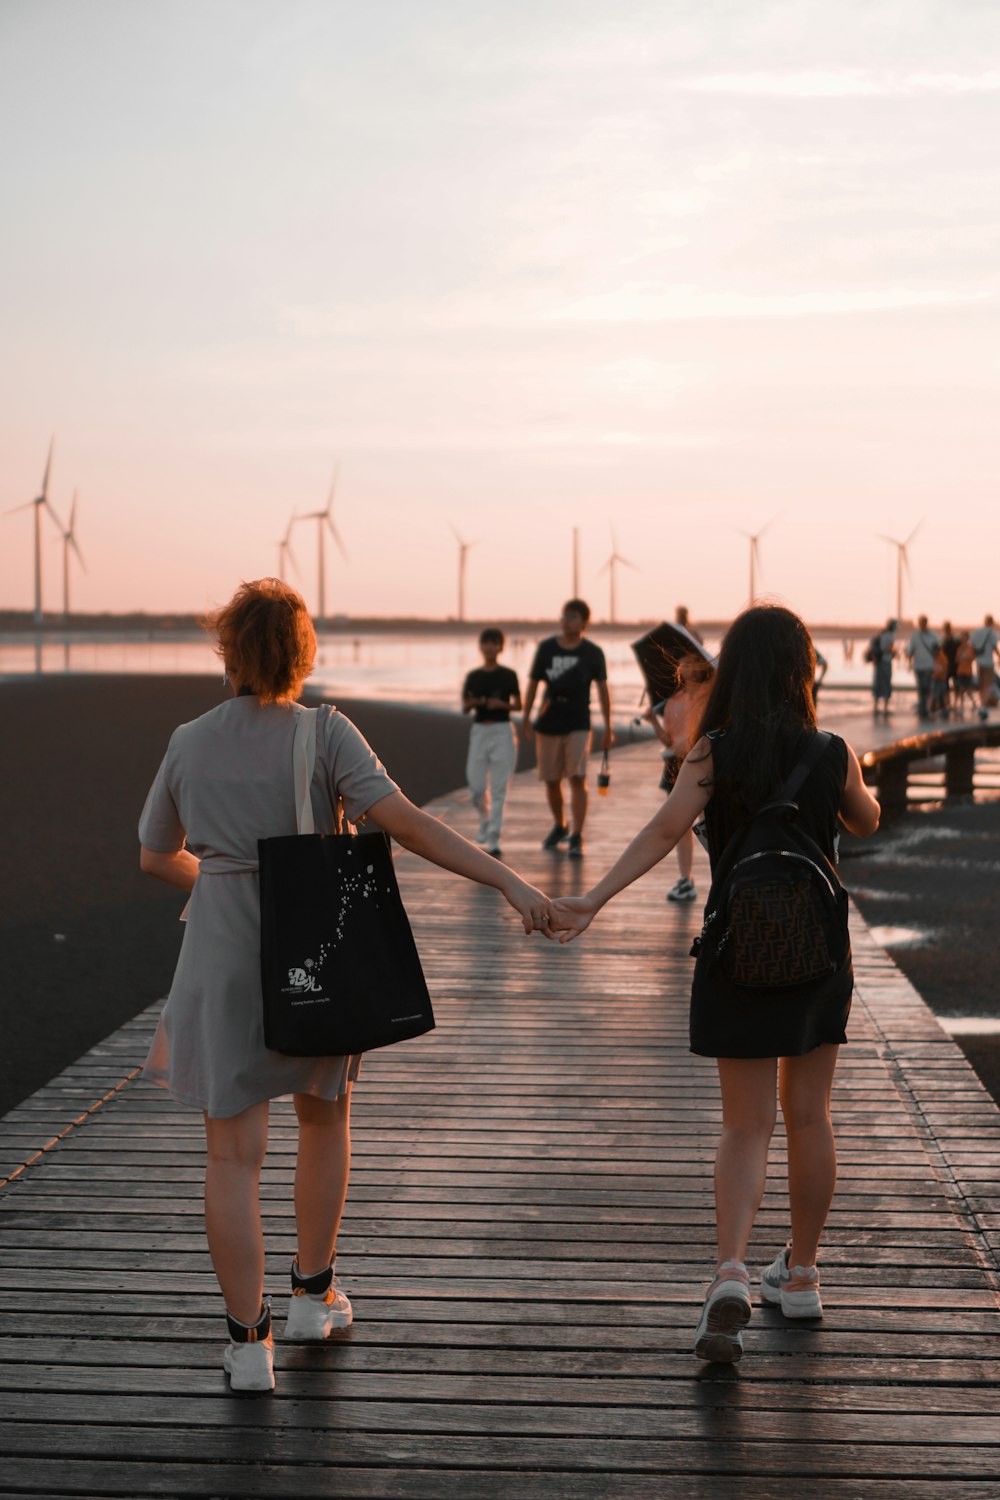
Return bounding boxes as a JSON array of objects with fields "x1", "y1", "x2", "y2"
[
  {"x1": 867, "y1": 924, "x2": 931, "y2": 949},
  {"x1": 842, "y1": 795, "x2": 1000, "y2": 1103}
]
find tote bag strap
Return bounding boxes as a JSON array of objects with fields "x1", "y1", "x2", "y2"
[{"x1": 292, "y1": 707, "x2": 319, "y2": 835}]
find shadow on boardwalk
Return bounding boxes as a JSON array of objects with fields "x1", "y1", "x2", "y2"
[{"x1": 1, "y1": 738, "x2": 999, "y2": 1497}]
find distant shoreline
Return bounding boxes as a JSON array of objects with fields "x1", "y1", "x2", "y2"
[{"x1": 0, "y1": 613, "x2": 915, "y2": 639}]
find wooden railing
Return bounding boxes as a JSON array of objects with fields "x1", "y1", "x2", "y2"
[{"x1": 860, "y1": 721, "x2": 1000, "y2": 806}]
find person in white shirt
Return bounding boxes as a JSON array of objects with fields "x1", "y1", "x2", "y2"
[
  {"x1": 970, "y1": 614, "x2": 1000, "y2": 717},
  {"x1": 906, "y1": 616, "x2": 940, "y2": 720}
]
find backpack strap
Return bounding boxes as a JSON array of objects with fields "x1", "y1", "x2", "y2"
[
  {"x1": 769, "y1": 730, "x2": 833, "y2": 809},
  {"x1": 708, "y1": 732, "x2": 834, "y2": 888}
]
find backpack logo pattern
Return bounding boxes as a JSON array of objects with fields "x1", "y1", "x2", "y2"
[{"x1": 722, "y1": 874, "x2": 839, "y2": 987}]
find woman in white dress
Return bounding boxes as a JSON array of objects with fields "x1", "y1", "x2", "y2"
[{"x1": 139, "y1": 579, "x2": 555, "y2": 1391}]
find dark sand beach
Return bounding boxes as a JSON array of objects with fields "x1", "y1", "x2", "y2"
[{"x1": 3, "y1": 672, "x2": 999, "y2": 1117}]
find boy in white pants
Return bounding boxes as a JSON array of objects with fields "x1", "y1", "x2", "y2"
[{"x1": 462, "y1": 629, "x2": 521, "y2": 859}]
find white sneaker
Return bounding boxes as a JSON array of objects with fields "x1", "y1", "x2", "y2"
[
  {"x1": 693, "y1": 1261, "x2": 752, "y2": 1363},
  {"x1": 223, "y1": 1303, "x2": 274, "y2": 1392},
  {"x1": 285, "y1": 1262, "x2": 353, "y2": 1341},
  {"x1": 760, "y1": 1245, "x2": 823, "y2": 1318}
]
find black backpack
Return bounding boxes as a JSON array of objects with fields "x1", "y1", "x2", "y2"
[{"x1": 690, "y1": 733, "x2": 849, "y2": 989}]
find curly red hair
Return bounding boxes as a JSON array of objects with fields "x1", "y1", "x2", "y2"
[{"x1": 207, "y1": 578, "x2": 316, "y2": 704}]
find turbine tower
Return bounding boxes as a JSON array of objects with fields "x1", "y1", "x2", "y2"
[
  {"x1": 60, "y1": 491, "x2": 86, "y2": 619},
  {"x1": 450, "y1": 524, "x2": 477, "y2": 622},
  {"x1": 300, "y1": 469, "x2": 348, "y2": 622},
  {"x1": 3, "y1": 438, "x2": 62, "y2": 625},
  {"x1": 277, "y1": 513, "x2": 299, "y2": 583},
  {"x1": 572, "y1": 527, "x2": 580, "y2": 597},
  {"x1": 599, "y1": 529, "x2": 638, "y2": 625},
  {"x1": 877, "y1": 521, "x2": 922, "y2": 624},
  {"x1": 740, "y1": 516, "x2": 778, "y2": 606}
]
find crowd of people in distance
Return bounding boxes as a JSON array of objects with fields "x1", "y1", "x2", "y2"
[{"x1": 867, "y1": 613, "x2": 1000, "y2": 721}]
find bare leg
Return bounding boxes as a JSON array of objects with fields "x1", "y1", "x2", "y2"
[
  {"x1": 676, "y1": 825, "x2": 695, "y2": 881},
  {"x1": 293, "y1": 1089, "x2": 353, "y2": 1276},
  {"x1": 204, "y1": 1101, "x2": 270, "y2": 1324},
  {"x1": 779, "y1": 1044, "x2": 839, "y2": 1267},
  {"x1": 544, "y1": 779, "x2": 565, "y2": 826},
  {"x1": 714, "y1": 1057, "x2": 778, "y2": 1265},
  {"x1": 569, "y1": 775, "x2": 588, "y2": 835}
]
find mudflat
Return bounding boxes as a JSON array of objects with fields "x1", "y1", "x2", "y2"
[{"x1": 0, "y1": 675, "x2": 478, "y2": 1116}]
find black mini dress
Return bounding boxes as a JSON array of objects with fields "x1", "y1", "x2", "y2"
[{"x1": 689, "y1": 729, "x2": 852, "y2": 1059}]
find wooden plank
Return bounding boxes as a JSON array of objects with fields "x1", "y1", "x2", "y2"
[{"x1": 2, "y1": 736, "x2": 999, "y2": 1497}]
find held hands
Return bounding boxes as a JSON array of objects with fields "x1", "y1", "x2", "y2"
[
  {"x1": 549, "y1": 894, "x2": 599, "y2": 944},
  {"x1": 504, "y1": 874, "x2": 557, "y2": 938}
]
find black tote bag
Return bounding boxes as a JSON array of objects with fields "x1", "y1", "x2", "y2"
[{"x1": 258, "y1": 708, "x2": 434, "y2": 1057}]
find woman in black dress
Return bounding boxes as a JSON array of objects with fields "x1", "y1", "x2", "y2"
[{"x1": 552, "y1": 605, "x2": 880, "y2": 1364}]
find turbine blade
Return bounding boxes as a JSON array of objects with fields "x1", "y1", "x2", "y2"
[
  {"x1": 905, "y1": 518, "x2": 924, "y2": 547},
  {"x1": 620, "y1": 556, "x2": 639, "y2": 571},
  {"x1": 41, "y1": 437, "x2": 54, "y2": 502},
  {"x1": 3, "y1": 500, "x2": 36, "y2": 517},
  {"x1": 326, "y1": 514, "x2": 349, "y2": 562},
  {"x1": 286, "y1": 539, "x2": 300, "y2": 578},
  {"x1": 44, "y1": 498, "x2": 66, "y2": 533},
  {"x1": 325, "y1": 465, "x2": 339, "y2": 516},
  {"x1": 902, "y1": 548, "x2": 912, "y2": 581},
  {"x1": 71, "y1": 535, "x2": 87, "y2": 572},
  {"x1": 68, "y1": 491, "x2": 78, "y2": 534},
  {"x1": 876, "y1": 533, "x2": 901, "y2": 547}
]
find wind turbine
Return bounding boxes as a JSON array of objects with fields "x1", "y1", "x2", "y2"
[
  {"x1": 571, "y1": 526, "x2": 580, "y2": 597},
  {"x1": 740, "y1": 515, "x2": 778, "y2": 606},
  {"x1": 3, "y1": 439, "x2": 62, "y2": 625},
  {"x1": 599, "y1": 529, "x2": 639, "y2": 625},
  {"x1": 450, "y1": 524, "x2": 477, "y2": 622},
  {"x1": 877, "y1": 521, "x2": 922, "y2": 624},
  {"x1": 277, "y1": 513, "x2": 299, "y2": 583},
  {"x1": 60, "y1": 491, "x2": 86, "y2": 619},
  {"x1": 300, "y1": 469, "x2": 348, "y2": 621}
]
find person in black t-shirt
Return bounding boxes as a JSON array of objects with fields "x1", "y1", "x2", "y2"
[
  {"x1": 462, "y1": 628, "x2": 522, "y2": 858},
  {"x1": 521, "y1": 598, "x2": 612, "y2": 858}
]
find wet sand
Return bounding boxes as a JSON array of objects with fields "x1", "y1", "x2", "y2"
[
  {"x1": 841, "y1": 799, "x2": 1000, "y2": 1103},
  {"x1": 3, "y1": 674, "x2": 998, "y2": 1118}
]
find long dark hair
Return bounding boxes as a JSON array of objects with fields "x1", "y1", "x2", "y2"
[{"x1": 692, "y1": 604, "x2": 817, "y2": 812}]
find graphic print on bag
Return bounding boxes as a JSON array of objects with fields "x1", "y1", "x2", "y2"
[
  {"x1": 691, "y1": 733, "x2": 849, "y2": 990},
  {"x1": 259, "y1": 828, "x2": 435, "y2": 1055},
  {"x1": 278, "y1": 851, "x2": 393, "y2": 1007}
]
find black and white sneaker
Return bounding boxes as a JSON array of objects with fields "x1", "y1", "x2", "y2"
[
  {"x1": 567, "y1": 832, "x2": 584, "y2": 859},
  {"x1": 285, "y1": 1261, "x2": 353, "y2": 1341},
  {"x1": 223, "y1": 1301, "x2": 274, "y2": 1392},
  {"x1": 667, "y1": 876, "x2": 697, "y2": 902},
  {"x1": 542, "y1": 823, "x2": 569, "y2": 849}
]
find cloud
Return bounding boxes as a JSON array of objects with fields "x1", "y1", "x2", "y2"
[
  {"x1": 548, "y1": 284, "x2": 997, "y2": 324},
  {"x1": 679, "y1": 69, "x2": 1000, "y2": 99}
]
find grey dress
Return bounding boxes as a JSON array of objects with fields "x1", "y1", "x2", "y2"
[{"x1": 139, "y1": 696, "x2": 398, "y2": 1117}]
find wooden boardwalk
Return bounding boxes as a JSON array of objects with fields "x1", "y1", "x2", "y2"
[{"x1": 2, "y1": 735, "x2": 1000, "y2": 1497}]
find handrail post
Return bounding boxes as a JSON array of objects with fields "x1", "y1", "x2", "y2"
[
  {"x1": 877, "y1": 758, "x2": 909, "y2": 810},
  {"x1": 945, "y1": 741, "x2": 976, "y2": 798}
]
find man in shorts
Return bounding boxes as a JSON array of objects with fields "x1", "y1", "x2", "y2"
[{"x1": 522, "y1": 599, "x2": 612, "y2": 858}]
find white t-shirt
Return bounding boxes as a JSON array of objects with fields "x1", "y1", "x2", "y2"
[
  {"x1": 970, "y1": 626, "x2": 999, "y2": 668},
  {"x1": 908, "y1": 629, "x2": 939, "y2": 671}
]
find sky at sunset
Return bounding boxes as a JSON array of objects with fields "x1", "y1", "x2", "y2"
[{"x1": 2, "y1": 0, "x2": 999, "y2": 626}]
